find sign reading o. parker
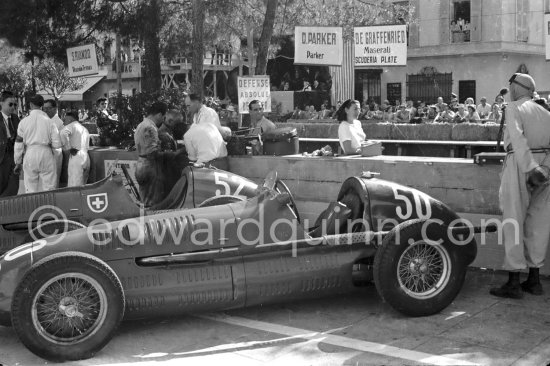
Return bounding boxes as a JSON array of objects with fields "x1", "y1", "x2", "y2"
[
  {"x1": 354, "y1": 25, "x2": 407, "y2": 66},
  {"x1": 294, "y1": 26, "x2": 343, "y2": 66}
]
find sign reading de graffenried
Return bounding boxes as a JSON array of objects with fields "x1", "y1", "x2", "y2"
[
  {"x1": 66, "y1": 44, "x2": 99, "y2": 77},
  {"x1": 354, "y1": 25, "x2": 407, "y2": 66},
  {"x1": 294, "y1": 26, "x2": 343, "y2": 66},
  {"x1": 237, "y1": 76, "x2": 271, "y2": 114}
]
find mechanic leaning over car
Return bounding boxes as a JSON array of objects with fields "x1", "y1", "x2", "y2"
[
  {"x1": 134, "y1": 101, "x2": 188, "y2": 207},
  {"x1": 184, "y1": 93, "x2": 230, "y2": 170},
  {"x1": 60, "y1": 110, "x2": 90, "y2": 187},
  {"x1": 490, "y1": 73, "x2": 550, "y2": 299},
  {"x1": 14, "y1": 94, "x2": 62, "y2": 193}
]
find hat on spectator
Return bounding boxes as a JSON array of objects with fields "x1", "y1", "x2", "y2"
[
  {"x1": 226, "y1": 105, "x2": 235, "y2": 112},
  {"x1": 451, "y1": 93, "x2": 457, "y2": 99},
  {"x1": 399, "y1": 104, "x2": 406, "y2": 108},
  {"x1": 458, "y1": 104, "x2": 465, "y2": 109},
  {"x1": 480, "y1": 96, "x2": 487, "y2": 101},
  {"x1": 467, "y1": 104, "x2": 476, "y2": 111},
  {"x1": 29, "y1": 94, "x2": 44, "y2": 107}
]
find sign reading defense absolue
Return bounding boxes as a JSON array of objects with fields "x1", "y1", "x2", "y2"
[
  {"x1": 354, "y1": 25, "x2": 407, "y2": 66},
  {"x1": 294, "y1": 26, "x2": 343, "y2": 66},
  {"x1": 237, "y1": 76, "x2": 271, "y2": 114},
  {"x1": 66, "y1": 44, "x2": 99, "y2": 77}
]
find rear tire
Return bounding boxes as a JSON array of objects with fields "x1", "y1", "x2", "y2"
[
  {"x1": 373, "y1": 219, "x2": 466, "y2": 317},
  {"x1": 11, "y1": 252, "x2": 124, "y2": 361}
]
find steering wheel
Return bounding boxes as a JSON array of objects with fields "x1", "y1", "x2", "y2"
[
  {"x1": 121, "y1": 164, "x2": 141, "y2": 203},
  {"x1": 275, "y1": 179, "x2": 301, "y2": 223}
]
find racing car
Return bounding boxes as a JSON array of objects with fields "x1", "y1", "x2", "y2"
[
  {"x1": 0, "y1": 170, "x2": 494, "y2": 361},
  {"x1": 0, "y1": 166, "x2": 258, "y2": 255}
]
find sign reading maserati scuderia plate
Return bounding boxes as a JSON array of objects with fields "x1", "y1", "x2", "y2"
[
  {"x1": 294, "y1": 26, "x2": 343, "y2": 66},
  {"x1": 66, "y1": 44, "x2": 99, "y2": 77},
  {"x1": 354, "y1": 25, "x2": 407, "y2": 66}
]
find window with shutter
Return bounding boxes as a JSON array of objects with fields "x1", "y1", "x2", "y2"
[{"x1": 516, "y1": 0, "x2": 528, "y2": 42}]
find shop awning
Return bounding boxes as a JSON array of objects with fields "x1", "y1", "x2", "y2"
[{"x1": 37, "y1": 75, "x2": 104, "y2": 102}]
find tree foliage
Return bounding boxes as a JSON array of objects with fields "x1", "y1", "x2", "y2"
[
  {"x1": 34, "y1": 58, "x2": 86, "y2": 100},
  {"x1": 0, "y1": 0, "x2": 118, "y2": 62}
]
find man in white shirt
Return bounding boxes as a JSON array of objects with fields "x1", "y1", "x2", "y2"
[
  {"x1": 184, "y1": 122, "x2": 227, "y2": 165},
  {"x1": 185, "y1": 93, "x2": 222, "y2": 130},
  {"x1": 43, "y1": 99, "x2": 64, "y2": 188},
  {"x1": 476, "y1": 97, "x2": 491, "y2": 119},
  {"x1": 14, "y1": 95, "x2": 62, "y2": 193},
  {"x1": 60, "y1": 110, "x2": 90, "y2": 187}
]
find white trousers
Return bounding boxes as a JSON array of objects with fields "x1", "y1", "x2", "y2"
[
  {"x1": 499, "y1": 152, "x2": 550, "y2": 270},
  {"x1": 23, "y1": 145, "x2": 57, "y2": 193},
  {"x1": 67, "y1": 151, "x2": 90, "y2": 187},
  {"x1": 53, "y1": 148, "x2": 62, "y2": 188}
]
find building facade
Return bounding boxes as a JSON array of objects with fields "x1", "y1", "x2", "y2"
[{"x1": 354, "y1": 0, "x2": 550, "y2": 105}]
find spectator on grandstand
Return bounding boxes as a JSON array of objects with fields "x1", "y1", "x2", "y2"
[
  {"x1": 396, "y1": 104, "x2": 411, "y2": 122},
  {"x1": 434, "y1": 103, "x2": 455, "y2": 122},
  {"x1": 466, "y1": 104, "x2": 481, "y2": 122},
  {"x1": 453, "y1": 104, "x2": 468, "y2": 123},
  {"x1": 476, "y1": 97, "x2": 491, "y2": 119},
  {"x1": 486, "y1": 103, "x2": 502, "y2": 124}
]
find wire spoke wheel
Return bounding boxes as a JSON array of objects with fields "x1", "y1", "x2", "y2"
[
  {"x1": 32, "y1": 273, "x2": 108, "y2": 345},
  {"x1": 397, "y1": 240, "x2": 451, "y2": 299}
]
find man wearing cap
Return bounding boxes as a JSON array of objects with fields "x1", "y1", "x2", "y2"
[
  {"x1": 477, "y1": 97, "x2": 491, "y2": 119},
  {"x1": 14, "y1": 94, "x2": 62, "y2": 192},
  {"x1": 60, "y1": 110, "x2": 90, "y2": 187},
  {"x1": 491, "y1": 73, "x2": 550, "y2": 299}
]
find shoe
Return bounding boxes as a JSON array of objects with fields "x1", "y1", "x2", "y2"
[
  {"x1": 490, "y1": 272, "x2": 523, "y2": 299},
  {"x1": 490, "y1": 282, "x2": 524, "y2": 299},
  {"x1": 521, "y1": 280, "x2": 543, "y2": 295}
]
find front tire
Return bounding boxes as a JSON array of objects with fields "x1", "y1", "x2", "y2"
[
  {"x1": 11, "y1": 252, "x2": 125, "y2": 361},
  {"x1": 373, "y1": 219, "x2": 466, "y2": 317}
]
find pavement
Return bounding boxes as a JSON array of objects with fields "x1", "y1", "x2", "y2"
[{"x1": 1, "y1": 269, "x2": 550, "y2": 366}]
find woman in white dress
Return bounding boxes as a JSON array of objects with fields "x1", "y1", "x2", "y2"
[{"x1": 337, "y1": 99, "x2": 366, "y2": 155}]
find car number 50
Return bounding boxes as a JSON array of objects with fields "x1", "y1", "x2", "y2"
[
  {"x1": 214, "y1": 172, "x2": 256, "y2": 196},
  {"x1": 392, "y1": 186, "x2": 432, "y2": 220}
]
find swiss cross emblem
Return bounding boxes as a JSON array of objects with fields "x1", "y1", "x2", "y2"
[{"x1": 87, "y1": 193, "x2": 108, "y2": 213}]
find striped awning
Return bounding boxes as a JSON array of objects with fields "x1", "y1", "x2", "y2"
[{"x1": 329, "y1": 40, "x2": 355, "y2": 105}]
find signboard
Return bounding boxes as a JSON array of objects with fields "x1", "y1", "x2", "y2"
[
  {"x1": 237, "y1": 76, "x2": 271, "y2": 114},
  {"x1": 387, "y1": 83, "x2": 402, "y2": 105},
  {"x1": 546, "y1": 13, "x2": 550, "y2": 61},
  {"x1": 294, "y1": 26, "x2": 343, "y2": 66},
  {"x1": 354, "y1": 25, "x2": 407, "y2": 67},
  {"x1": 66, "y1": 44, "x2": 99, "y2": 77}
]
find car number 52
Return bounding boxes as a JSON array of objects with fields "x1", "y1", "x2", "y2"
[
  {"x1": 392, "y1": 186, "x2": 432, "y2": 220},
  {"x1": 214, "y1": 172, "x2": 256, "y2": 196}
]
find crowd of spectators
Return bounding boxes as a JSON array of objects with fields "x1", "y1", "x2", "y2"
[{"x1": 287, "y1": 93, "x2": 539, "y2": 124}]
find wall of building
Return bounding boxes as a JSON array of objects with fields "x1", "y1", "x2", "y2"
[{"x1": 357, "y1": 0, "x2": 550, "y2": 104}]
